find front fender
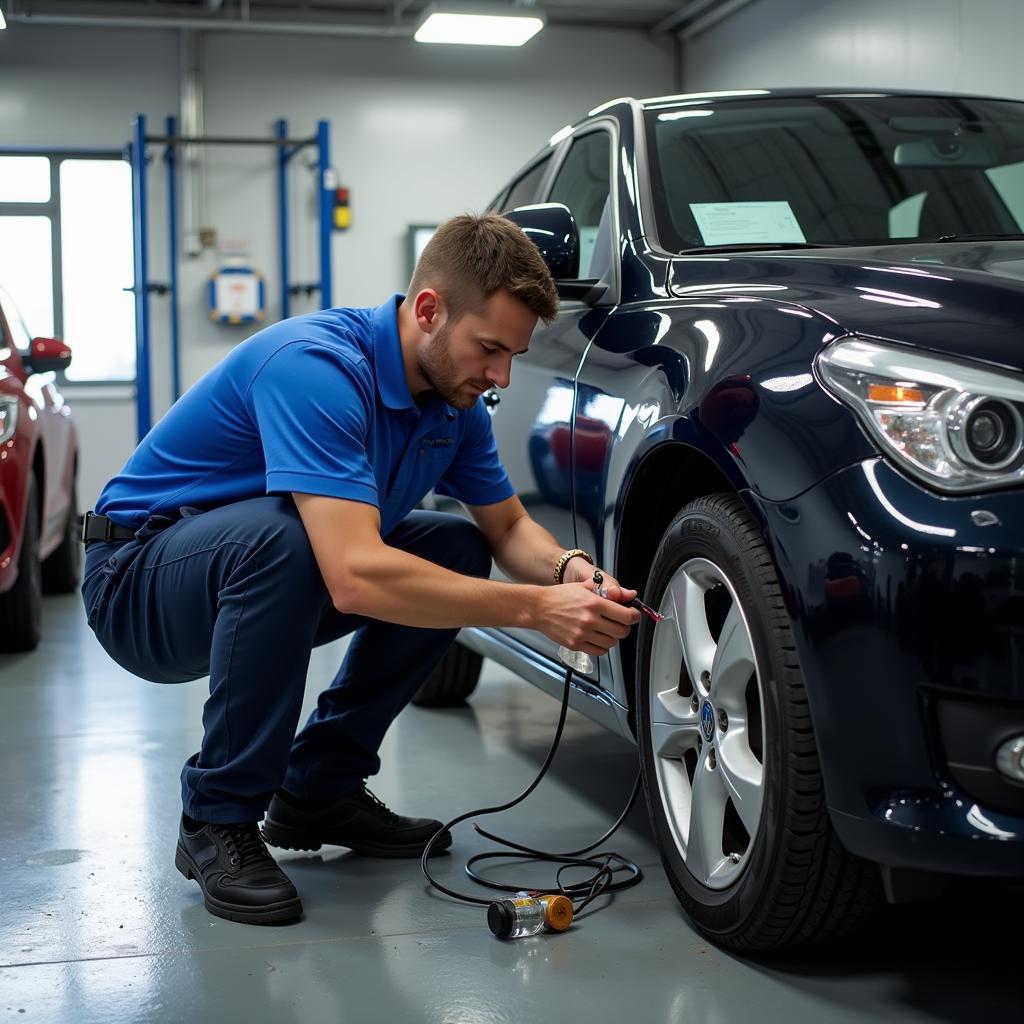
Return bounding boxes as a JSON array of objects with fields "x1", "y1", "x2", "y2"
[{"x1": 587, "y1": 300, "x2": 875, "y2": 509}]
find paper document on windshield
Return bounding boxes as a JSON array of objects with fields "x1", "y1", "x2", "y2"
[{"x1": 690, "y1": 201, "x2": 806, "y2": 246}]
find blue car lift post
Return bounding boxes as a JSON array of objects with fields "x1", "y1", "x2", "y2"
[{"x1": 128, "y1": 116, "x2": 333, "y2": 442}]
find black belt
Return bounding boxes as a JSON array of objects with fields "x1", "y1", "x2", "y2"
[{"x1": 81, "y1": 512, "x2": 137, "y2": 544}]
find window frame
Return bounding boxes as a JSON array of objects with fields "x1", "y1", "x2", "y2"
[
  {"x1": 0, "y1": 148, "x2": 133, "y2": 387},
  {"x1": 539, "y1": 122, "x2": 621, "y2": 302},
  {"x1": 489, "y1": 151, "x2": 558, "y2": 214},
  {"x1": 542, "y1": 126, "x2": 614, "y2": 279}
]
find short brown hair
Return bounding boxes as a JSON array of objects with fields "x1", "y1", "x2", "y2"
[{"x1": 408, "y1": 213, "x2": 558, "y2": 325}]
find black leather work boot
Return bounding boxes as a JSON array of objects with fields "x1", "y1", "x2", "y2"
[
  {"x1": 175, "y1": 816, "x2": 303, "y2": 924},
  {"x1": 262, "y1": 786, "x2": 451, "y2": 858}
]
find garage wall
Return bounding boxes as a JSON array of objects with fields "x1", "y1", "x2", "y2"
[
  {"x1": 0, "y1": 23, "x2": 673, "y2": 507},
  {"x1": 0, "y1": 27, "x2": 177, "y2": 513},
  {"x1": 683, "y1": 0, "x2": 1024, "y2": 100}
]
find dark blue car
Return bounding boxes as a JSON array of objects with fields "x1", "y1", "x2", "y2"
[{"x1": 416, "y1": 89, "x2": 1024, "y2": 950}]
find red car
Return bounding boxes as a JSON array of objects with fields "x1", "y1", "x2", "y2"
[{"x1": 0, "y1": 286, "x2": 81, "y2": 651}]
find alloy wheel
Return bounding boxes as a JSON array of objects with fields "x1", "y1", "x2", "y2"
[{"x1": 647, "y1": 557, "x2": 765, "y2": 889}]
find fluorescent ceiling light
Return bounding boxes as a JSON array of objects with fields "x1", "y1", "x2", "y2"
[{"x1": 415, "y1": 11, "x2": 544, "y2": 46}]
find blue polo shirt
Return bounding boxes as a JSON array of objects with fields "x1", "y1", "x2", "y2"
[{"x1": 95, "y1": 295, "x2": 514, "y2": 536}]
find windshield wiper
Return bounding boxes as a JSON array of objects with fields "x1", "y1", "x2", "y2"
[
  {"x1": 676, "y1": 241, "x2": 848, "y2": 255},
  {"x1": 934, "y1": 233, "x2": 1024, "y2": 242}
]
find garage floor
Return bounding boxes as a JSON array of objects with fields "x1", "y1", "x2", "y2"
[{"x1": 0, "y1": 594, "x2": 1019, "y2": 1023}]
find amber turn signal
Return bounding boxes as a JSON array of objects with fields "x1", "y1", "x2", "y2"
[{"x1": 867, "y1": 383, "x2": 925, "y2": 404}]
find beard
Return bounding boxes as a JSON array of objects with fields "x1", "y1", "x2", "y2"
[{"x1": 417, "y1": 321, "x2": 486, "y2": 410}]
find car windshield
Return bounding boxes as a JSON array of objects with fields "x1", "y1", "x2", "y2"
[{"x1": 645, "y1": 94, "x2": 1024, "y2": 252}]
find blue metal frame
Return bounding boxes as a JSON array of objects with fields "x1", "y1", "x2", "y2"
[
  {"x1": 130, "y1": 115, "x2": 153, "y2": 441},
  {"x1": 277, "y1": 119, "x2": 291, "y2": 322},
  {"x1": 165, "y1": 116, "x2": 181, "y2": 405},
  {"x1": 130, "y1": 116, "x2": 332, "y2": 444},
  {"x1": 317, "y1": 120, "x2": 333, "y2": 309}
]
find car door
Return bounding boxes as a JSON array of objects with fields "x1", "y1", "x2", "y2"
[{"x1": 489, "y1": 126, "x2": 618, "y2": 676}]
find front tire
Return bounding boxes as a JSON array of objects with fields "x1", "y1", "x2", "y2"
[
  {"x1": 636, "y1": 493, "x2": 879, "y2": 950},
  {"x1": 0, "y1": 478, "x2": 42, "y2": 652}
]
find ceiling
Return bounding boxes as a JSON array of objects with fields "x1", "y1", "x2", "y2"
[{"x1": 4, "y1": 0, "x2": 756, "y2": 38}]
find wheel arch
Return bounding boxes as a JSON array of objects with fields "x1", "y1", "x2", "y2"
[{"x1": 614, "y1": 441, "x2": 744, "y2": 728}]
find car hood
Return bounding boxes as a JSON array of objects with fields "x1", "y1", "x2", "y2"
[{"x1": 669, "y1": 240, "x2": 1024, "y2": 374}]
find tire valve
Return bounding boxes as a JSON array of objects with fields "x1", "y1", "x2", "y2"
[
  {"x1": 594, "y1": 570, "x2": 669, "y2": 623},
  {"x1": 629, "y1": 596, "x2": 669, "y2": 623},
  {"x1": 487, "y1": 893, "x2": 574, "y2": 939}
]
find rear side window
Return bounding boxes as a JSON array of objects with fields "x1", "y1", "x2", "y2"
[{"x1": 501, "y1": 156, "x2": 553, "y2": 212}]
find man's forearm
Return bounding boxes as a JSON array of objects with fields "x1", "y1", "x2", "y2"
[
  {"x1": 294, "y1": 493, "x2": 633, "y2": 650},
  {"x1": 489, "y1": 513, "x2": 578, "y2": 585},
  {"x1": 339, "y1": 540, "x2": 546, "y2": 630}
]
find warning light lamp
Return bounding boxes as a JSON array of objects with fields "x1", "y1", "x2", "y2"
[{"x1": 333, "y1": 187, "x2": 351, "y2": 231}]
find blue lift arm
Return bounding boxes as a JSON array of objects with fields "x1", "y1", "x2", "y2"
[{"x1": 129, "y1": 116, "x2": 333, "y2": 443}]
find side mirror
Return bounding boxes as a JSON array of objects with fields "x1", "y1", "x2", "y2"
[
  {"x1": 25, "y1": 337, "x2": 72, "y2": 374},
  {"x1": 503, "y1": 203, "x2": 580, "y2": 281}
]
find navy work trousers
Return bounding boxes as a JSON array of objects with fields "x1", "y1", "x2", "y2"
[{"x1": 81, "y1": 496, "x2": 492, "y2": 824}]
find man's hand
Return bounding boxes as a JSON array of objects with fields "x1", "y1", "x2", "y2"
[
  {"x1": 562, "y1": 555, "x2": 617, "y2": 587},
  {"x1": 534, "y1": 577, "x2": 641, "y2": 657}
]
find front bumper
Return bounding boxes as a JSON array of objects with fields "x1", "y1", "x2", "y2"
[{"x1": 750, "y1": 457, "x2": 1024, "y2": 877}]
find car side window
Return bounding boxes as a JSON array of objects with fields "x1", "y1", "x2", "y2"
[
  {"x1": 502, "y1": 156, "x2": 553, "y2": 212},
  {"x1": 546, "y1": 131, "x2": 612, "y2": 279}
]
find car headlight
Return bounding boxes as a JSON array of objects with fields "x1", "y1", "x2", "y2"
[
  {"x1": 0, "y1": 396, "x2": 18, "y2": 446},
  {"x1": 816, "y1": 337, "x2": 1024, "y2": 493}
]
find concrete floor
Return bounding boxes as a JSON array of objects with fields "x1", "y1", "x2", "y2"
[{"x1": 0, "y1": 593, "x2": 1020, "y2": 1023}]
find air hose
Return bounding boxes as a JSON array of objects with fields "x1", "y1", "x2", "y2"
[{"x1": 419, "y1": 654, "x2": 645, "y2": 937}]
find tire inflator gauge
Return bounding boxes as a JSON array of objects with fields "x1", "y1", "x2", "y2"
[
  {"x1": 559, "y1": 573, "x2": 666, "y2": 673},
  {"x1": 420, "y1": 571, "x2": 668, "y2": 938}
]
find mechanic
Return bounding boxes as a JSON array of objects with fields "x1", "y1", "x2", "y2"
[{"x1": 81, "y1": 213, "x2": 641, "y2": 926}]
